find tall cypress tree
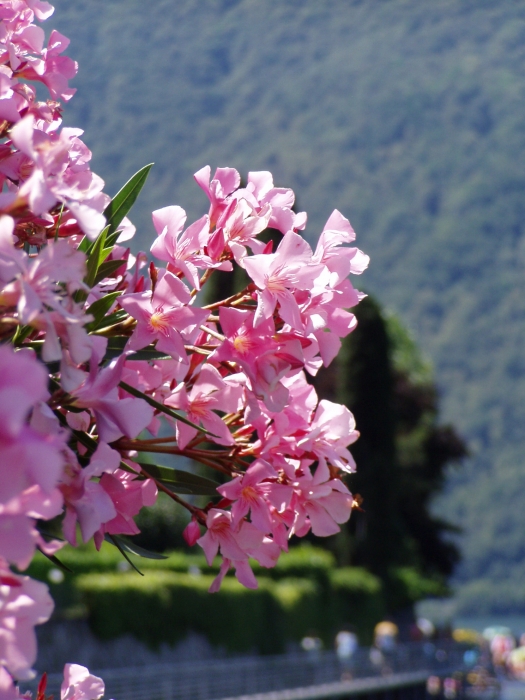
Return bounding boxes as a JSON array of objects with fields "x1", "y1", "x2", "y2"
[
  {"x1": 337, "y1": 297, "x2": 408, "y2": 580},
  {"x1": 312, "y1": 296, "x2": 466, "y2": 611}
]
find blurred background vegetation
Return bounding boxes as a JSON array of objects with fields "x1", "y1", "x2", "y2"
[
  {"x1": 32, "y1": 298, "x2": 465, "y2": 651},
  {"x1": 41, "y1": 0, "x2": 525, "y2": 615}
]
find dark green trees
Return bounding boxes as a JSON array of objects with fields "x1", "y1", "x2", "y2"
[{"x1": 313, "y1": 297, "x2": 466, "y2": 611}]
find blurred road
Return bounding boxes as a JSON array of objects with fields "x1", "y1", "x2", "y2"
[{"x1": 502, "y1": 680, "x2": 525, "y2": 700}]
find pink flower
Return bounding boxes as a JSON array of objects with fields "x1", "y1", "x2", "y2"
[
  {"x1": 218, "y1": 459, "x2": 292, "y2": 533},
  {"x1": 197, "y1": 509, "x2": 265, "y2": 591},
  {"x1": 150, "y1": 206, "x2": 219, "y2": 289},
  {"x1": 71, "y1": 354, "x2": 154, "y2": 444},
  {"x1": 60, "y1": 443, "x2": 120, "y2": 546},
  {"x1": 10, "y1": 116, "x2": 106, "y2": 239},
  {"x1": 215, "y1": 197, "x2": 270, "y2": 265},
  {"x1": 0, "y1": 346, "x2": 64, "y2": 507},
  {"x1": 313, "y1": 210, "x2": 369, "y2": 282},
  {"x1": 242, "y1": 171, "x2": 306, "y2": 234},
  {"x1": 0, "y1": 665, "x2": 20, "y2": 700},
  {"x1": 164, "y1": 364, "x2": 241, "y2": 449},
  {"x1": 120, "y1": 271, "x2": 208, "y2": 361},
  {"x1": 194, "y1": 165, "x2": 240, "y2": 228},
  {"x1": 61, "y1": 664, "x2": 104, "y2": 700},
  {"x1": 0, "y1": 216, "x2": 25, "y2": 285},
  {"x1": 16, "y1": 30, "x2": 77, "y2": 103},
  {"x1": 213, "y1": 307, "x2": 305, "y2": 412},
  {"x1": 183, "y1": 519, "x2": 201, "y2": 546},
  {"x1": 298, "y1": 399, "x2": 359, "y2": 481},
  {"x1": 7, "y1": 239, "x2": 85, "y2": 322},
  {"x1": 291, "y1": 470, "x2": 354, "y2": 538},
  {"x1": 93, "y1": 468, "x2": 157, "y2": 549},
  {"x1": 0, "y1": 560, "x2": 54, "y2": 681},
  {"x1": 0, "y1": 484, "x2": 63, "y2": 570},
  {"x1": 243, "y1": 231, "x2": 323, "y2": 329}
]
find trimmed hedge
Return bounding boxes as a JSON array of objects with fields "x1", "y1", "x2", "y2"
[
  {"x1": 77, "y1": 571, "x2": 288, "y2": 654},
  {"x1": 330, "y1": 567, "x2": 386, "y2": 645},
  {"x1": 28, "y1": 544, "x2": 386, "y2": 652},
  {"x1": 28, "y1": 541, "x2": 337, "y2": 578},
  {"x1": 74, "y1": 566, "x2": 385, "y2": 653}
]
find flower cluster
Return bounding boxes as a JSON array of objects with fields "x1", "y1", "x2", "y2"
[{"x1": 0, "y1": 0, "x2": 369, "y2": 693}]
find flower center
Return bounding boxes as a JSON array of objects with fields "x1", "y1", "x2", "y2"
[
  {"x1": 241, "y1": 485, "x2": 259, "y2": 504},
  {"x1": 149, "y1": 309, "x2": 171, "y2": 336},
  {"x1": 265, "y1": 274, "x2": 287, "y2": 294},
  {"x1": 233, "y1": 333, "x2": 253, "y2": 354},
  {"x1": 189, "y1": 394, "x2": 212, "y2": 418}
]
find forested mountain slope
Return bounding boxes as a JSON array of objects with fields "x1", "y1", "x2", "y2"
[{"x1": 49, "y1": 0, "x2": 525, "y2": 610}]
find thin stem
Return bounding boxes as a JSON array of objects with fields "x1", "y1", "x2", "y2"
[
  {"x1": 129, "y1": 436, "x2": 178, "y2": 445},
  {"x1": 190, "y1": 268, "x2": 213, "y2": 298},
  {"x1": 118, "y1": 441, "x2": 240, "y2": 476},
  {"x1": 229, "y1": 301, "x2": 256, "y2": 309},
  {"x1": 203, "y1": 287, "x2": 252, "y2": 311},
  {"x1": 199, "y1": 324, "x2": 224, "y2": 342},
  {"x1": 54, "y1": 203, "x2": 64, "y2": 242},
  {"x1": 119, "y1": 381, "x2": 213, "y2": 435},
  {"x1": 183, "y1": 345, "x2": 212, "y2": 356},
  {"x1": 139, "y1": 465, "x2": 204, "y2": 520}
]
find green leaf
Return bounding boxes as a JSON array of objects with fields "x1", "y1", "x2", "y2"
[
  {"x1": 101, "y1": 335, "x2": 129, "y2": 360},
  {"x1": 138, "y1": 463, "x2": 220, "y2": 495},
  {"x1": 105, "y1": 534, "x2": 144, "y2": 575},
  {"x1": 103, "y1": 164, "x2": 153, "y2": 236},
  {"x1": 104, "y1": 229, "x2": 123, "y2": 249},
  {"x1": 12, "y1": 324, "x2": 33, "y2": 345},
  {"x1": 94, "y1": 309, "x2": 129, "y2": 334},
  {"x1": 106, "y1": 535, "x2": 168, "y2": 560},
  {"x1": 93, "y1": 259, "x2": 126, "y2": 285},
  {"x1": 126, "y1": 348, "x2": 172, "y2": 361},
  {"x1": 119, "y1": 381, "x2": 216, "y2": 436},
  {"x1": 77, "y1": 235, "x2": 90, "y2": 253},
  {"x1": 107, "y1": 337, "x2": 128, "y2": 351},
  {"x1": 78, "y1": 226, "x2": 119, "y2": 258},
  {"x1": 52, "y1": 408, "x2": 98, "y2": 454},
  {"x1": 38, "y1": 550, "x2": 73, "y2": 574},
  {"x1": 85, "y1": 292, "x2": 122, "y2": 332},
  {"x1": 84, "y1": 226, "x2": 110, "y2": 287},
  {"x1": 102, "y1": 340, "x2": 171, "y2": 363}
]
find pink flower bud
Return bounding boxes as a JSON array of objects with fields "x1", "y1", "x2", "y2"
[{"x1": 183, "y1": 519, "x2": 201, "y2": 546}]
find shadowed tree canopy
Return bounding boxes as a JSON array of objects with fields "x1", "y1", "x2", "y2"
[{"x1": 313, "y1": 297, "x2": 467, "y2": 610}]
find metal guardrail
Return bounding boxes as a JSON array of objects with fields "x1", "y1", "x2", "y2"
[
  {"x1": 23, "y1": 641, "x2": 466, "y2": 700},
  {"x1": 216, "y1": 671, "x2": 433, "y2": 700}
]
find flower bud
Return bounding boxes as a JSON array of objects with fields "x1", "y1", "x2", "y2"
[{"x1": 183, "y1": 519, "x2": 201, "y2": 546}]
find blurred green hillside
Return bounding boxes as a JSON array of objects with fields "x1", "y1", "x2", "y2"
[{"x1": 47, "y1": 0, "x2": 525, "y2": 610}]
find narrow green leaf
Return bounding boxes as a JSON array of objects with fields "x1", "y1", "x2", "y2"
[
  {"x1": 86, "y1": 225, "x2": 111, "y2": 255},
  {"x1": 93, "y1": 309, "x2": 129, "y2": 334},
  {"x1": 103, "y1": 164, "x2": 154, "y2": 235},
  {"x1": 93, "y1": 259, "x2": 126, "y2": 285},
  {"x1": 103, "y1": 339, "x2": 170, "y2": 362},
  {"x1": 126, "y1": 348, "x2": 172, "y2": 361},
  {"x1": 13, "y1": 324, "x2": 33, "y2": 345},
  {"x1": 77, "y1": 236, "x2": 90, "y2": 253},
  {"x1": 119, "y1": 381, "x2": 215, "y2": 435},
  {"x1": 85, "y1": 292, "x2": 122, "y2": 332},
  {"x1": 107, "y1": 337, "x2": 128, "y2": 351},
  {"x1": 138, "y1": 463, "x2": 220, "y2": 495},
  {"x1": 101, "y1": 335, "x2": 128, "y2": 360},
  {"x1": 52, "y1": 407, "x2": 98, "y2": 454},
  {"x1": 107, "y1": 535, "x2": 168, "y2": 560},
  {"x1": 85, "y1": 226, "x2": 109, "y2": 287},
  {"x1": 104, "y1": 230, "x2": 123, "y2": 249},
  {"x1": 38, "y1": 550, "x2": 73, "y2": 574},
  {"x1": 105, "y1": 534, "x2": 144, "y2": 575},
  {"x1": 102, "y1": 342, "x2": 173, "y2": 362}
]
